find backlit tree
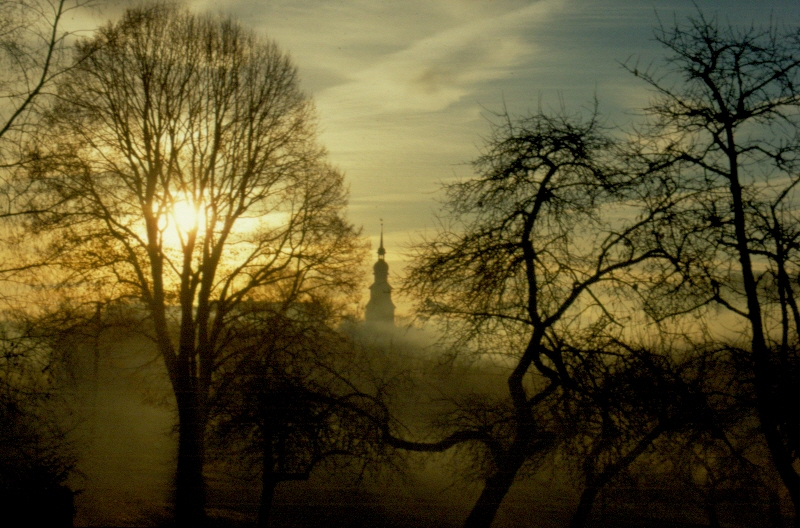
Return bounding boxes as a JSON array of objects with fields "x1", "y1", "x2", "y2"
[{"x1": 25, "y1": 5, "x2": 365, "y2": 526}]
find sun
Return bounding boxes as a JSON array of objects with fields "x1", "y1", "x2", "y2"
[
  {"x1": 171, "y1": 198, "x2": 202, "y2": 233},
  {"x1": 159, "y1": 196, "x2": 206, "y2": 249}
]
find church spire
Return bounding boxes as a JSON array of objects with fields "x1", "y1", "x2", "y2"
[
  {"x1": 365, "y1": 222, "x2": 395, "y2": 326},
  {"x1": 378, "y1": 220, "x2": 386, "y2": 259}
]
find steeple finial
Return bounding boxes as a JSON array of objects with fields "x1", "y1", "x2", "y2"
[{"x1": 378, "y1": 219, "x2": 386, "y2": 259}]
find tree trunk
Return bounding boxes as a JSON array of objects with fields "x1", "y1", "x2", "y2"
[
  {"x1": 258, "y1": 477, "x2": 277, "y2": 528},
  {"x1": 463, "y1": 449, "x2": 525, "y2": 528},
  {"x1": 258, "y1": 437, "x2": 276, "y2": 528},
  {"x1": 570, "y1": 484, "x2": 600, "y2": 528},
  {"x1": 463, "y1": 472, "x2": 516, "y2": 528},
  {"x1": 725, "y1": 154, "x2": 800, "y2": 528},
  {"x1": 175, "y1": 391, "x2": 206, "y2": 528},
  {"x1": 704, "y1": 495, "x2": 721, "y2": 528}
]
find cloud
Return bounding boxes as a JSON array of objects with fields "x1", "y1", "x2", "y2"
[{"x1": 315, "y1": 1, "x2": 559, "y2": 119}]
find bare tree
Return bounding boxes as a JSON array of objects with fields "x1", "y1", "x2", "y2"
[
  {"x1": 0, "y1": 1, "x2": 89, "y2": 505},
  {"x1": 400, "y1": 108, "x2": 671, "y2": 528},
  {"x1": 209, "y1": 305, "x2": 387, "y2": 528},
  {"x1": 23, "y1": 5, "x2": 365, "y2": 526},
  {"x1": 0, "y1": 0, "x2": 91, "y2": 217},
  {"x1": 627, "y1": 11, "x2": 800, "y2": 523},
  {"x1": 559, "y1": 337, "x2": 751, "y2": 528}
]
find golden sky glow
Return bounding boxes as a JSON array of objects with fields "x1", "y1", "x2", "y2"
[{"x1": 67, "y1": 0, "x2": 800, "y2": 299}]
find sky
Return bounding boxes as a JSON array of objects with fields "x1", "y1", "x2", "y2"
[{"x1": 76, "y1": 0, "x2": 800, "y2": 313}]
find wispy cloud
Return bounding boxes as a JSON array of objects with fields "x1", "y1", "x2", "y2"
[{"x1": 316, "y1": 1, "x2": 559, "y2": 118}]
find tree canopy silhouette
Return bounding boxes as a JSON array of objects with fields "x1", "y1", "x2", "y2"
[
  {"x1": 400, "y1": 108, "x2": 673, "y2": 528},
  {"x1": 399, "y1": 10, "x2": 800, "y2": 528},
  {"x1": 626, "y1": 11, "x2": 800, "y2": 524},
  {"x1": 24, "y1": 5, "x2": 365, "y2": 526}
]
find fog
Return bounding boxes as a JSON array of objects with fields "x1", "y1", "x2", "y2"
[
  {"x1": 0, "y1": 281, "x2": 784, "y2": 528},
  {"x1": 66, "y1": 331, "x2": 175, "y2": 526},
  {"x1": 54, "y1": 322, "x2": 590, "y2": 527}
]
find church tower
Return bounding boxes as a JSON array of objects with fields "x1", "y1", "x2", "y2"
[{"x1": 365, "y1": 224, "x2": 395, "y2": 326}]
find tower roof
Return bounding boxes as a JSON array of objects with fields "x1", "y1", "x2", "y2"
[
  {"x1": 373, "y1": 258, "x2": 388, "y2": 274},
  {"x1": 366, "y1": 221, "x2": 394, "y2": 326},
  {"x1": 378, "y1": 221, "x2": 386, "y2": 259}
]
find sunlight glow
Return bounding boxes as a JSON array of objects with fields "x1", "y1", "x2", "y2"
[
  {"x1": 158, "y1": 196, "x2": 206, "y2": 250},
  {"x1": 171, "y1": 198, "x2": 203, "y2": 234}
]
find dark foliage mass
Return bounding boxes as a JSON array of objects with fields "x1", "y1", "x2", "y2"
[
  {"x1": 0, "y1": 315, "x2": 77, "y2": 527},
  {"x1": 208, "y1": 307, "x2": 389, "y2": 528}
]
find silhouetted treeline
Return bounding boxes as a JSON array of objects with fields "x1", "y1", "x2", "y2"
[{"x1": 396, "y1": 8, "x2": 800, "y2": 528}]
